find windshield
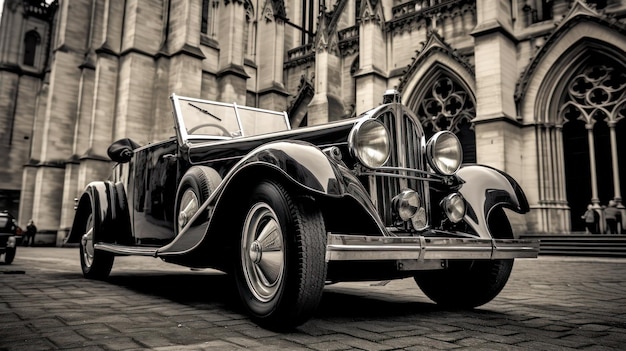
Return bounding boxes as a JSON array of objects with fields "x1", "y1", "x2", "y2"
[{"x1": 171, "y1": 95, "x2": 290, "y2": 141}]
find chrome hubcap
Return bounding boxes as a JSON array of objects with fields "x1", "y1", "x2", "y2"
[
  {"x1": 81, "y1": 213, "x2": 95, "y2": 268},
  {"x1": 178, "y1": 189, "x2": 199, "y2": 232},
  {"x1": 241, "y1": 203, "x2": 285, "y2": 302},
  {"x1": 249, "y1": 241, "x2": 262, "y2": 264}
]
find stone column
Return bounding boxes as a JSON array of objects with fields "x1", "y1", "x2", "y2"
[
  {"x1": 608, "y1": 121, "x2": 622, "y2": 205},
  {"x1": 471, "y1": 0, "x2": 519, "y2": 170},
  {"x1": 585, "y1": 124, "x2": 600, "y2": 205},
  {"x1": 216, "y1": 0, "x2": 248, "y2": 104},
  {"x1": 471, "y1": 0, "x2": 527, "y2": 233},
  {"x1": 18, "y1": 166, "x2": 37, "y2": 229},
  {"x1": 155, "y1": 0, "x2": 205, "y2": 140},
  {"x1": 354, "y1": 0, "x2": 387, "y2": 115},
  {"x1": 59, "y1": 162, "x2": 80, "y2": 245},
  {"x1": 164, "y1": 0, "x2": 204, "y2": 74},
  {"x1": 59, "y1": 64, "x2": 95, "y2": 243},
  {"x1": 257, "y1": 6, "x2": 289, "y2": 111},
  {"x1": 114, "y1": 0, "x2": 164, "y2": 144},
  {"x1": 308, "y1": 40, "x2": 330, "y2": 125},
  {"x1": 19, "y1": 77, "x2": 49, "y2": 230},
  {"x1": 30, "y1": 0, "x2": 93, "y2": 244}
]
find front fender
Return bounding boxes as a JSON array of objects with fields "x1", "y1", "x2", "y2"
[
  {"x1": 157, "y1": 140, "x2": 385, "y2": 257},
  {"x1": 457, "y1": 165, "x2": 529, "y2": 239},
  {"x1": 229, "y1": 140, "x2": 346, "y2": 195},
  {"x1": 224, "y1": 141, "x2": 386, "y2": 235},
  {"x1": 221, "y1": 141, "x2": 383, "y2": 232},
  {"x1": 66, "y1": 181, "x2": 131, "y2": 245}
]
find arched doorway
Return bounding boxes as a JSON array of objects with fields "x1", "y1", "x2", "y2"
[{"x1": 560, "y1": 59, "x2": 626, "y2": 231}]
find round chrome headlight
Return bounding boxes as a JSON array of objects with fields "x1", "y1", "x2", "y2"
[
  {"x1": 393, "y1": 190, "x2": 420, "y2": 221},
  {"x1": 441, "y1": 193, "x2": 465, "y2": 223},
  {"x1": 426, "y1": 131, "x2": 462, "y2": 175},
  {"x1": 349, "y1": 119, "x2": 390, "y2": 168}
]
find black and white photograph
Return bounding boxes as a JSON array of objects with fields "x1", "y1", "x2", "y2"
[{"x1": 0, "y1": 0, "x2": 624, "y2": 349}]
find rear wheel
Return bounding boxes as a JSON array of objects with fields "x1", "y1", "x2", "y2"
[
  {"x1": 414, "y1": 209, "x2": 514, "y2": 308},
  {"x1": 79, "y1": 203, "x2": 114, "y2": 280},
  {"x1": 175, "y1": 166, "x2": 221, "y2": 235},
  {"x1": 4, "y1": 247, "x2": 15, "y2": 264},
  {"x1": 235, "y1": 180, "x2": 326, "y2": 330}
]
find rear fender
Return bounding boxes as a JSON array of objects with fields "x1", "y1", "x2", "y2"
[
  {"x1": 66, "y1": 181, "x2": 132, "y2": 245},
  {"x1": 456, "y1": 165, "x2": 529, "y2": 239}
]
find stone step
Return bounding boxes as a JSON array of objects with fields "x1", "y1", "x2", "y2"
[{"x1": 521, "y1": 234, "x2": 626, "y2": 258}]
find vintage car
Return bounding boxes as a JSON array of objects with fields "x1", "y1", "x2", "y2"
[
  {"x1": 67, "y1": 90, "x2": 539, "y2": 329},
  {"x1": 0, "y1": 211, "x2": 22, "y2": 264}
]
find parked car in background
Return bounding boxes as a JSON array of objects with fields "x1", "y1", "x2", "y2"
[
  {"x1": 67, "y1": 90, "x2": 539, "y2": 329},
  {"x1": 0, "y1": 211, "x2": 22, "y2": 264}
]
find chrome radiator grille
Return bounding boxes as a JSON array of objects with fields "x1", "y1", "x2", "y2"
[{"x1": 371, "y1": 108, "x2": 428, "y2": 229}]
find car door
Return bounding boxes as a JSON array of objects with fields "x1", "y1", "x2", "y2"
[{"x1": 130, "y1": 138, "x2": 179, "y2": 244}]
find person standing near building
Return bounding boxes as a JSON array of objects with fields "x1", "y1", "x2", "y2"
[
  {"x1": 604, "y1": 200, "x2": 621, "y2": 234},
  {"x1": 581, "y1": 204, "x2": 599, "y2": 234},
  {"x1": 25, "y1": 219, "x2": 37, "y2": 246}
]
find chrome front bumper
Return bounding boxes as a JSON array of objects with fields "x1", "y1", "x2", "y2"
[{"x1": 326, "y1": 234, "x2": 540, "y2": 261}]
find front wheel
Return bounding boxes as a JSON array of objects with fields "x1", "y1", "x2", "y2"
[
  {"x1": 414, "y1": 259, "x2": 514, "y2": 309},
  {"x1": 414, "y1": 209, "x2": 514, "y2": 308},
  {"x1": 79, "y1": 203, "x2": 114, "y2": 280},
  {"x1": 235, "y1": 180, "x2": 327, "y2": 330}
]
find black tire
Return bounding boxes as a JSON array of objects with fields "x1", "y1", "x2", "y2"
[
  {"x1": 414, "y1": 209, "x2": 514, "y2": 308},
  {"x1": 79, "y1": 202, "x2": 114, "y2": 280},
  {"x1": 4, "y1": 247, "x2": 15, "y2": 264},
  {"x1": 174, "y1": 166, "x2": 221, "y2": 235},
  {"x1": 235, "y1": 180, "x2": 326, "y2": 330}
]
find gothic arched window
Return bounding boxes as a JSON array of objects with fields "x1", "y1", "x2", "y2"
[
  {"x1": 23, "y1": 30, "x2": 41, "y2": 67},
  {"x1": 560, "y1": 59, "x2": 626, "y2": 230},
  {"x1": 417, "y1": 75, "x2": 476, "y2": 162},
  {"x1": 243, "y1": 3, "x2": 255, "y2": 59},
  {"x1": 201, "y1": 0, "x2": 210, "y2": 34},
  {"x1": 201, "y1": 0, "x2": 218, "y2": 37}
]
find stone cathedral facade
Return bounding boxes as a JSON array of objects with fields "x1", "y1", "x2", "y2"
[{"x1": 1, "y1": 0, "x2": 625, "y2": 245}]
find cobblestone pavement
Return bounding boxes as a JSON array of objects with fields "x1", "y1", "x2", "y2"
[{"x1": 1, "y1": 247, "x2": 625, "y2": 350}]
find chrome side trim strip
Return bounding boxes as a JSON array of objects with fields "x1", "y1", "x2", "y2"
[
  {"x1": 326, "y1": 234, "x2": 540, "y2": 261},
  {"x1": 95, "y1": 243, "x2": 158, "y2": 257}
]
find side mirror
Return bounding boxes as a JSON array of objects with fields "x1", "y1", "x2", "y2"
[{"x1": 107, "y1": 138, "x2": 141, "y2": 163}]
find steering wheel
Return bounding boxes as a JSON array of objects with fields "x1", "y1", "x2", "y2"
[{"x1": 187, "y1": 123, "x2": 231, "y2": 136}]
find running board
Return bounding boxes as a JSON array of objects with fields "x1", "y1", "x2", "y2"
[
  {"x1": 326, "y1": 234, "x2": 540, "y2": 261},
  {"x1": 94, "y1": 243, "x2": 158, "y2": 257}
]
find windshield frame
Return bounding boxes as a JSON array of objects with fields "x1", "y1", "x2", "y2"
[{"x1": 170, "y1": 94, "x2": 290, "y2": 144}]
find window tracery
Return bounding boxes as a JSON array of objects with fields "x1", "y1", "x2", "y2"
[
  {"x1": 561, "y1": 64, "x2": 626, "y2": 126},
  {"x1": 416, "y1": 75, "x2": 476, "y2": 162},
  {"x1": 418, "y1": 76, "x2": 475, "y2": 134},
  {"x1": 560, "y1": 61, "x2": 626, "y2": 219},
  {"x1": 244, "y1": 5, "x2": 255, "y2": 59}
]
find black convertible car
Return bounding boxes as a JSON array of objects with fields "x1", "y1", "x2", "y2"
[{"x1": 67, "y1": 90, "x2": 538, "y2": 329}]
